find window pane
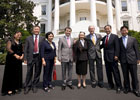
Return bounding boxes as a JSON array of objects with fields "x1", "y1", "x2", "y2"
[
  {"x1": 41, "y1": 5, "x2": 46, "y2": 15},
  {"x1": 80, "y1": 17, "x2": 86, "y2": 21},
  {"x1": 123, "y1": 21, "x2": 129, "y2": 29},
  {"x1": 121, "y1": 1, "x2": 127, "y2": 11},
  {"x1": 41, "y1": 24, "x2": 46, "y2": 33}
]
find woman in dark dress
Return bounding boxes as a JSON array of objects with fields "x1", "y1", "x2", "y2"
[
  {"x1": 1, "y1": 32, "x2": 23, "y2": 96},
  {"x1": 41, "y1": 32, "x2": 56, "y2": 93},
  {"x1": 74, "y1": 32, "x2": 88, "y2": 89}
]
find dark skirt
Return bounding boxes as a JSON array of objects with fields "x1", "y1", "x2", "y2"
[
  {"x1": 1, "y1": 55, "x2": 22, "y2": 94},
  {"x1": 76, "y1": 60, "x2": 87, "y2": 75}
]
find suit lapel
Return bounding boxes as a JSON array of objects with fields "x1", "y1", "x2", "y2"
[
  {"x1": 95, "y1": 34, "x2": 99, "y2": 45},
  {"x1": 63, "y1": 36, "x2": 69, "y2": 47},
  {"x1": 120, "y1": 37, "x2": 126, "y2": 49},
  {"x1": 126, "y1": 36, "x2": 130, "y2": 49},
  {"x1": 31, "y1": 35, "x2": 34, "y2": 46}
]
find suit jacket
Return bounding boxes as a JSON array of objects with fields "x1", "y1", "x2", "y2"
[
  {"x1": 58, "y1": 36, "x2": 74, "y2": 62},
  {"x1": 101, "y1": 33, "x2": 120, "y2": 62},
  {"x1": 73, "y1": 39, "x2": 88, "y2": 61},
  {"x1": 86, "y1": 33, "x2": 102, "y2": 59},
  {"x1": 119, "y1": 36, "x2": 140, "y2": 64},
  {"x1": 41, "y1": 40, "x2": 56, "y2": 60},
  {"x1": 24, "y1": 35, "x2": 45, "y2": 64}
]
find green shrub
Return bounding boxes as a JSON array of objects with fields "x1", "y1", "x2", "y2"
[
  {"x1": 128, "y1": 30, "x2": 140, "y2": 50},
  {"x1": 0, "y1": 53, "x2": 6, "y2": 65}
]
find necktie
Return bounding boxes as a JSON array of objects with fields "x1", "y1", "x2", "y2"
[
  {"x1": 123, "y1": 36, "x2": 127, "y2": 48},
  {"x1": 34, "y1": 35, "x2": 38, "y2": 53},
  {"x1": 92, "y1": 35, "x2": 95, "y2": 45},
  {"x1": 67, "y1": 37, "x2": 70, "y2": 48},
  {"x1": 105, "y1": 35, "x2": 108, "y2": 47}
]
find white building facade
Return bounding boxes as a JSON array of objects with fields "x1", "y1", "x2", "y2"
[{"x1": 30, "y1": 0, "x2": 140, "y2": 37}]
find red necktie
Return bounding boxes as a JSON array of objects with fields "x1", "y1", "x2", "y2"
[
  {"x1": 34, "y1": 35, "x2": 38, "y2": 53},
  {"x1": 105, "y1": 35, "x2": 108, "y2": 47}
]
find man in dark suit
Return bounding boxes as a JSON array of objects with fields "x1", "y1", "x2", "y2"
[
  {"x1": 86, "y1": 25, "x2": 104, "y2": 88},
  {"x1": 119, "y1": 26, "x2": 140, "y2": 97},
  {"x1": 24, "y1": 26, "x2": 45, "y2": 94},
  {"x1": 101, "y1": 25, "x2": 122, "y2": 93}
]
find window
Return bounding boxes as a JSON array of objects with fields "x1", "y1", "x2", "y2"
[
  {"x1": 123, "y1": 21, "x2": 129, "y2": 29},
  {"x1": 97, "y1": 19, "x2": 100, "y2": 27},
  {"x1": 138, "y1": 0, "x2": 140, "y2": 11},
  {"x1": 67, "y1": 20, "x2": 70, "y2": 27},
  {"x1": 41, "y1": 5, "x2": 46, "y2": 15},
  {"x1": 41, "y1": 24, "x2": 46, "y2": 33},
  {"x1": 121, "y1": 1, "x2": 127, "y2": 11},
  {"x1": 80, "y1": 17, "x2": 86, "y2": 21}
]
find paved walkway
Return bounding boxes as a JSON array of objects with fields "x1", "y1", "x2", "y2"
[{"x1": 0, "y1": 64, "x2": 140, "y2": 100}]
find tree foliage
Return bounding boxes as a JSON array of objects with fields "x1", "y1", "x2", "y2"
[
  {"x1": 128, "y1": 30, "x2": 140, "y2": 50},
  {"x1": 0, "y1": 0, "x2": 39, "y2": 38}
]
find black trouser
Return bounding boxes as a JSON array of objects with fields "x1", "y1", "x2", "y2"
[
  {"x1": 89, "y1": 57, "x2": 103, "y2": 85},
  {"x1": 43, "y1": 59, "x2": 54, "y2": 88},
  {"x1": 105, "y1": 61, "x2": 122, "y2": 88},
  {"x1": 24, "y1": 54, "x2": 42, "y2": 88},
  {"x1": 121, "y1": 62, "x2": 139, "y2": 91}
]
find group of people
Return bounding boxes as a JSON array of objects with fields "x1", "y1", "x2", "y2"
[{"x1": 1, "y1": 25, "x2": 140, "y2": 97}]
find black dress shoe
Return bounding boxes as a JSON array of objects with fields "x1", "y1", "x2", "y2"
[
  {"x1": 44, "y1": 87, "x2": 50, "y2": 92},
  {"x1": 123, "y1": 89, "x2": 131, "y2": 94},
  {"x1": 61, "y1": 86, "x2": 66, "y2": 91},
  {"x1": 14, "y1": 89, "x2": 21, "y2": 94},
  {"x1": 24, "y1": 88, "x2": 31, "y2": 94},
  {"x1": 1, "y1": 93, "x2": 7, "y2": 96},
  {"x1": 98, "y1": 84, "x2": 104, "y2": 88},
  {"x1": 133, "y1": 91, "x2": 140, "y2": 97},
  {"x1": 107, "y1": 86, "x2": 114, "y2": 90},
  {"x1": 91, "y1": 84, "x2": 96, "y2": 88},
  {"x1": 116, "y1": 88, "x2": 121, "y2": 94},
  {"x1": 49, "y1": 85, "x2": 54, "y2": 89},
  {"x1": 32, "y1": 87, "x2": 38, "y2": 93},
  {"x1": 67, "y1": 85, "x2": 74, "y2": 90}
]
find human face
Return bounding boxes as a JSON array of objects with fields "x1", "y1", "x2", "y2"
[
  {"x1": 14, "y1": 32, "x2": 22, "y2": 40},
  {"x1": 121, "y1": 28, "x2": 128, "y2": 36},
  {"x1": 104, "y1": 26, "x2": 111, "y2": 35},
  {"x1": 48, "y1": 34, "x2": 54, "y2": 42},
  {"x1": 79, "y1": 32, "x2": 85, "y2": 40},
  {"x1": 88, "y1": 26, "x2": 95, "y2": 34},
  {"x1": 33, "y1": 26, "x2": 40, "y2": 35},
  {"x1": 65, "y1": 29, "x2": 71, "y2": 37}
]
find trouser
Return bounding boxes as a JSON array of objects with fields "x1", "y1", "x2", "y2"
[{"x1": 61, "y1": 61, "x2": 73, "y2": 86}]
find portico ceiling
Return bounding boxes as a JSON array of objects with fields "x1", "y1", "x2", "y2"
[{"x1": 52, "y1": 1, "x2": 115, "y2": 17}]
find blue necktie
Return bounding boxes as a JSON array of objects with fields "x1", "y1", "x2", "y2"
[{"x1": 123, "y1": 36, "x2": 127, "y2": 48}]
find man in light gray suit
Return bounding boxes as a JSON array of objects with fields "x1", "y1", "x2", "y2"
[
  {"x1": 58, "y1": 27, "x2": 74, "y2": 90},
  {"x1": 86, "y1": 25, "x2": 104, "y2": 88},
  {"x1": 24, "y1": 26, "x2": 45, "y2": 94}
]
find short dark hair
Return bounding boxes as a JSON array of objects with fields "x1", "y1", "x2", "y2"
[
  {"x1": 120, "y1": 26, "x2": 128, "y2": 31},
  {"x1": 104, "y1": 25, "x2": 112, "y2": 29},
  {"x1": 45, "y1": 32, "x2": 54, "y2": 39},
  {"x1": 33, "y1": 25, "x2": 40, "y2": 29},
  {"x1": 79, "y1": 31, "x2": 85, "y2": 35},
  {"x1": 64, "y1": 27, "x2": 72, "y2": 31}
]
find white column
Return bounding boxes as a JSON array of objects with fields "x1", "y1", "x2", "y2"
[
  {"x1": 48, "y1": 0, "x2": 52, "y2": 32},
  {"x1": 115, "y1": 0, "x2": 121, "y2": 32},
  {"x1": 70, "y1": 0, "x2": 76, "y2": 27},
  {"x1": 107, "y1": 0, "x2": 114, "y2": 27},
  {"x1": 90, "y1": 0, "x2": 97, "y2": 27},
  {"x1": 54, "y1": 0, "x2": 59, "y2": 34}
]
